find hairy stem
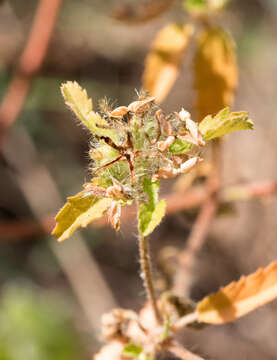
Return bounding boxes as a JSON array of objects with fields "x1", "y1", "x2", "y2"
[{"x1": 138, "y1": 231, "x2": 162, "y2": 324}]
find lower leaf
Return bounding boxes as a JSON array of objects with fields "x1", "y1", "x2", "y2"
[
  {"x1": 52, "y1": 190, "x2": 112, "y2": 242},
  {"x1": 197, "y1": 261, "x2": 277, "y2": 324},
  {"x1": 139, "y1": 199, "x2": 166, "y2": 236}
]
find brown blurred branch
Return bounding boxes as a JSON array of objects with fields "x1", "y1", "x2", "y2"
[
  {"x1": 0, "y1": 0, "x2": 62, "y2": 148},
  {"x1": 173, "y1": 139, "x2": 222, "y2": 296},
  {"x1": 3, "y1": 130, "x2": 117, "y2": 333},
  {"x1": 173, "y1": 195, "x2": 217, "y2": 296},
  {"x1": 165, "y1": 341, "x2": 205, "y2": 360},
  {"x1": 111, "y1": 0, "x2": 174, "y2": 24},
  {"x1": 1, "y1": 180, "x2": 277, "y2": 240}
]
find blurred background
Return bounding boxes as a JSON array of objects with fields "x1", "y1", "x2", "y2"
[{"x1": 0, "y1": 0, "x2": 277, "y2": 359}]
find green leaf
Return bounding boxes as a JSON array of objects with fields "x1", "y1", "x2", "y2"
[
  {"x1": 61, "y1": 81, "x2": 125, "y2": 146},
  {"x1": 138, "y1": 179, "x2": 166, "y2": 236},
  {"x1": 199, "y1": 107, "x2": 254, "y2": 141},
  {"x1": 52, "y1": 190, "x2": 112, "y2": 242},
  {"x1": 122, "y1": 343, "x2": 143, "y2": 358},
  {"x1": 169, "y1": 138, "x2": 192, "y2": 154}
]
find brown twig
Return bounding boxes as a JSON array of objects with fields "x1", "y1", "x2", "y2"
[
  {"x1": 0, "y1": 0, "x2": 63, "y2": 148},
  {"x1": 173, "y1": 139, "x2": 222, "y2": 296},
  {"x1": 3, "y1": 129, "x2": 117, "y2": 334},
  {"x1": 173, "y1": 194, "x2": 217, "y2": 296},
  {"x1": 165, "y1": 340, "x2": 205, "y2": 360}
]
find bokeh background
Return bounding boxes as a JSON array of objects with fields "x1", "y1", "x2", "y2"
[{"x1": 1, "y1": 0, "x2": 277, "y2": 359}]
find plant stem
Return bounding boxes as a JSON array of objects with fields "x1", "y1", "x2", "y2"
[{"x1": 138, "y1": 231, "x2": 162, "y2": 324}]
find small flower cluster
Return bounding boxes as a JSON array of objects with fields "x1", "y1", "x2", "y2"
[
  {"x1": 53, "y1": 81, "x2": 252, "y2": 242},
  {"x1": 87, "y1": 93, "x2": 206, "y2": 230}
]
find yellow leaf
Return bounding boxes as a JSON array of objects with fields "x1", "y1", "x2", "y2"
[
  {"x1": 194, "y1": 28, "x2": 238, "y2": 120},
  {"x1": 52, "y1": 190, "x2": 112, "y2": 242},
  {"x1": 197, "y1": 262, "x2": 277, "y2": 324},
  {"x1": 199, "y1": 107, "x2": 253, "y2": 141},
  {"x1": 61, "y1": 81, "x2": 125, "y2": 146},
  {"x1": 143, "y1": 23, "x2": 194, "y2": 103}
]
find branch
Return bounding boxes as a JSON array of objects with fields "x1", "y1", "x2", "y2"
[
  {"x1": 0, "y1": 0, "x2": 63, "y2": 148},
  {"x1": 173, "y1": 195, "x2": 217, "y2": 295},
  {"x1": 1, "y1": 180, "x2": 277, "y2": 240},
  {"x1": 173, "y1": 139, "x2": 222, "y2": 296},
  {"x1": 165, "y1": 340, "x2": 205, "y2": 360},
  {"x1": 3, "y1": 129, "x2": 117, "y2": 333}
]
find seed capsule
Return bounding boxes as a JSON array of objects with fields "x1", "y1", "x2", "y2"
[
  {"x1": 128, "y1": 96, "x2": 155, "y2": 113},
  {"x1": 178, "y1": 108, "x2": 191, "y2": 122},
  {"x1": 152, "y1": 167, "x2": 178, "y2": 181},
  {"x1": 157, "y1": 136, "x2": 175, "y2": 152},
  {"x1": 179, "y1": 156, "x2": 201, "y2": 174},
  {"x1": 186, "y1": 118, "x2": 205, "y2": 147},
  {"x1": 107, "y1": 201, "x2": 121, "y2": 231},
  {"x1": 84, "y1": 184, "x2": 107, "y2": 198},
  {"x1": 110, "y1": 106, "x2": 129, "y2": 118},
  {"x1": 155, "y1": 109, "x2": 173, "y2": 136}
]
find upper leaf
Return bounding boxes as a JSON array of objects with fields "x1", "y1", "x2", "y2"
[
  {"x1": 61, "y1": 81, "x2": 125, "y2": 146},
  {"x1": 138, "y1": 179, "x2": 166, "y2": 236},
  {"x1": 199, "y1": 107, "x2": 253, "y2": 140},
  {"x1": 194, "y1": 28, "x2": 237, "y2": 120},
  {"x1": 197, "y1": 261, "x2": 277, "y2": 324},
  {"x1": 52, "y1": 190, "x2": 112, "y2": 242},
  {"x1": 143, "y1": 23, "x2": 194, "y2": 103}
]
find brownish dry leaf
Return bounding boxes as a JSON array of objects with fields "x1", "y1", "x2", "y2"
[
  {"x1": 197, "y1": 262, "x2": 277, "y2": 324},
  {"x1": 143, "y1": 23, "x2": 194, "y2": 103},
  {"x1": 194, "y1": 27, "x2": 237, "y2": 120}
]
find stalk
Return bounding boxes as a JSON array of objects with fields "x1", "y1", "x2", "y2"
[{"x1": 138, "y1": 231, "x2": 162, "y2": 324}]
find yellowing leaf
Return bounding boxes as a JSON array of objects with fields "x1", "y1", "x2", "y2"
[
  {"x1": 143, "y1": 23, "x2": 194, "y2": 103},
  {"x1": 199, "y1": 107, "x2": 253, "y2": 141},
  {"x1": 61, "y1": 81, "x2": 125, "y2": 146},
  {"x1": 138, "y1": 179, "x2": 166, "y2": 236},
  {"x1": 197, "y1": 262, "x2": 277, "y2": 324},
  {"x1": 194, "y1": 28, "x2": 237, "y2": 120},
  {"x1": 52, "y1": 190, "x2": 112, "y2": 242}
]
